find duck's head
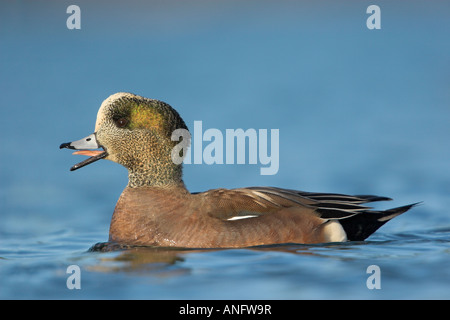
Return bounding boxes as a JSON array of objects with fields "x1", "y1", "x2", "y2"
[{"x1": 60, "y1": 92, "x2": 190, "y2": 187}]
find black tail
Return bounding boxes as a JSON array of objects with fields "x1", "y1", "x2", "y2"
[
  {"x1": 263, "y1": 188, "x2": 419, "y2": 241},
  {"x1": 338, "y1": 203, "x2": 419, "y2": 241}
]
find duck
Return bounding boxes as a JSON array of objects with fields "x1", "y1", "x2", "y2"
[{"x1": 60, "y1": 92, "x2": 416, "y2": 248}]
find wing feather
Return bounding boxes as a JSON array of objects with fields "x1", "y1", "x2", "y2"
[{"x1": 197, "y1": 186, "x2": 393, "y2": 222}]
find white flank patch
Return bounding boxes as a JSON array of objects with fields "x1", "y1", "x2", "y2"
[{"x1": 322, "y1": 220, "x2": 348, "y2": 242}]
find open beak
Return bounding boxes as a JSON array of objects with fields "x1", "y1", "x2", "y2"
[{"x1": 60, "y1": 133, "x2": 108, "y2": 171}]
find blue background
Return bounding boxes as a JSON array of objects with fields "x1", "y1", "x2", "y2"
[{"x1": 1, "y1": 0, "x2": 449, "y2": 299}]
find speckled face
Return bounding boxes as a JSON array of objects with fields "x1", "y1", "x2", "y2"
[
  {"x1": 61, "y1": 92, "x2": 189, "y2": 186},
  {"x1": 94, "y1": 93, "x2": 189, "y2": 186}
]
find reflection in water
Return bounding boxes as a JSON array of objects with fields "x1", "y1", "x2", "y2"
[
  {"x1": 87, "y1": 242, "x2": 190, "y2": 276},
  {"x1": 83, "y1": 226, "x2": 450, "y2": 278},
  {"x1": 85, "y1": 241, "x2": 360, "y2": 275}
]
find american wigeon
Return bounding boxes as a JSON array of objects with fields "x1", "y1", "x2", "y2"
[{"x1": 60, "y1": 92, "x2": 416, "y2": 248}]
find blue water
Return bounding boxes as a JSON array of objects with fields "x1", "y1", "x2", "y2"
[{"x1": 1, "y1": 1, "x2": 449, "y2": 299}]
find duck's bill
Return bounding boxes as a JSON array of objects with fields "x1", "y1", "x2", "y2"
[
  {"x1": 67, "y1": 150, "x2": 107, "y2": 171},
  {"x1": 60, "y1": 133, "x2": 108, "y2": 171}
]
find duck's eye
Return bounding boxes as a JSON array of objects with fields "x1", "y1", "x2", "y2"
[{"x1": 115, "y1": 118, "x2": 128, "y2": 128}]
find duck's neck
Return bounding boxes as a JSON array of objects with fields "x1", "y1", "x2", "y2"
[{"x1": 127, "y1": 163, "x2": 185, "y2": 188}]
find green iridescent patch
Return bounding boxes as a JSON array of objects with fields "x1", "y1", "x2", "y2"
[{"x1": 128, "y1": 104, "x2": 165, "y2": 131}]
